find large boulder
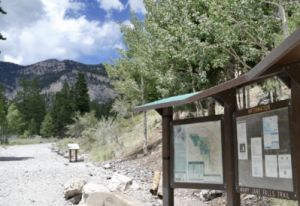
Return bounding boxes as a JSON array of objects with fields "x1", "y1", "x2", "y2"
[
  {"x1": 63, "y1": 178, "x2": 86, "y2": 199},
  {"x1": 86, "y1": 192, "x2": 144, "y2": 206},
  {"x1": 80, "y1": 183, "x2": 110, "y2": 204},
  {"x1": 67, "y1": 194, "x2": 82, "y2": 204},
  {"x1": 200, "y1": 190, "x2": 223, "y2": 202},
  {"x1": 107, "y1": 174, "x2": 132, "y2": 192}
]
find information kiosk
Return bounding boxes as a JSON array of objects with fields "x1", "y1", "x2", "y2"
[{"x1": 133, "y1": 26, "x2": 300, "y2": 206}]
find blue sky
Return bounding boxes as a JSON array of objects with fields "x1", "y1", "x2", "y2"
[{"x1": 0, "y1": 0, "x2": 146, "y2": 65}]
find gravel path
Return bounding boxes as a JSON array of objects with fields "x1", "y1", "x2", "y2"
[
  {"x1": 0, "y1": 143, "x2": 230, "y2": 206},
  {"x1": 0, "y1": 143, "x2": 107, "y2": 206},
  {"x1": 0, "y1": 143, "x2": 166, "y2": 206}
]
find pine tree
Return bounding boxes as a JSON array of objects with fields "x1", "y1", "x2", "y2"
[
  {"x1": 0, "y1": 84, "x2": 7, "y2": 113},
  {"x1": 0, "y1": 101, "x2": 8, "y2": 144},
  {"x1": 28, "y1": 118, "x2": 37, "y2": 136},
  {"x1": 40, "y1": 113, "x2": 54, "y2": 137},
  {"x1": 14, "y1": 77, "x2": 46, "y2": 134},
  {"x1": 74, "y1": 73, "x2": 90, "y2": 114}
]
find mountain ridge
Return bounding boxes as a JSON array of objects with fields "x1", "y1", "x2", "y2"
[{"x1": 0, "y1": 59, "x2": 117, "y2": 104}]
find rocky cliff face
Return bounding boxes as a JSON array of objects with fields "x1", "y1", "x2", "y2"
[{"x1": 0, "y1": 59, "x2": 117, "y2": 104}]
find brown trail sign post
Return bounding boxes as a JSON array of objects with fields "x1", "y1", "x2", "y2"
[{"x1": 133, "y1": 26, "x2": 300, "y2": 206}]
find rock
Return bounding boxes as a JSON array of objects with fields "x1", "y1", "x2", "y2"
[
  {"x1": 64, "y1": 163, "x2": 68, "y2": 166},
  {"x1": 130, "y1": 181, "x2": 141, "y2": 191},
  {"x1": 137, "y1": 154, "x2": 144, "y2": 158},
  {"x1": 79, "y1": 183, "x2": 110, "y2": 204},
  {"x1": 107, "y1": 174, "x2": 132, "y2": 192},
  {"x1": 67, "y1": 194, "x2": 82, "y2": 204},
  {"x1": 77, "y1": 156, "x2": 84, "y2": 162},
  {"x1": 63, "y1": 178, "x2": 86, "y2": 199},
  {"x1": 63, "y1": 153, "x2": 69, "y2": 159},
  {"x1": 200, "y1": 190, "x2": 223, "y2": 202},
  {"x1": 103, "y1": 163, "x2": 111, "y2": 169}
]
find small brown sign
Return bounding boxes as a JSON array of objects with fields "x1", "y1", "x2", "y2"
[{"x1": 248, "y1": 104, "x2": 270, "y2": 115}]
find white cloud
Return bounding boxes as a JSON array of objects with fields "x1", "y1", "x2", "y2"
[
  {"x1": 128, "y1": 0, "x2": 146, "y2": 14},
  {"x1": 0, "y1": 0, "x2": 123, "y2": 65},
  {"x1": 97, "y1": 0, "x2": 124, "y2": 18}
]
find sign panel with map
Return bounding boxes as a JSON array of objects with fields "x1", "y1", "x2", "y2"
[{"x1": 171, "y1": 117, "x2": 224, "y2": 186}]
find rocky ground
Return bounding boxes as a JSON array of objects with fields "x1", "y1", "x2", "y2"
[
  {"x1": 0, "y1": 143, "x2": 275, "y2": 206},
  {"x1": 0, "y1": 143, "x2": 201, "y2": 206}
]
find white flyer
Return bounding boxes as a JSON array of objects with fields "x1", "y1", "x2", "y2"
[
  {"x1": 278, "y1": 155, "x2": 293, "y2": 179},
  {"x1": 265, "y1": 155, "x2": 278, "y2": 178},
  {"x1": 237, "y1": 121, "x2": 248, "y2": 160},
  {"x1": 263, "y1": 116, "x2": 279, "y2": 149},
  {"x1": 251, "y1": 137, "x2": 263, "y2": 177}
]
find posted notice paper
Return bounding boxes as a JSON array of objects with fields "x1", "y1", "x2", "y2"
[
  {"x1": 265, "y1": 155, "x2": 278, "y2": 178},
  {"x1": 251, "y1": 137, "x2": 263, "y2": 177},
  {"x1": 278, "y1": 155, "x2": 293, "y2": 179},
  {"x1": 263, "y1": 116, "x2": 279, "y2": 149},
  {"x1": 174, "y1": 125, "x2": 187, "y2": 182},
  {"x1": 237, "y1": 121, "x2": 248, "y2": 160}
]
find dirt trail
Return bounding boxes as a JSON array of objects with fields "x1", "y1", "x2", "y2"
[{"x1": 0, "y1": 143, "x2": 99, "y2": 206}]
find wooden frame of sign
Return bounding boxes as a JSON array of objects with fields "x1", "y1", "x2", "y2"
[
  {"x1": 233, "y1": 100, "x2": 297, "y2": 200},
  {"x1": 170, "y1": 115, "x2": 226, "y2": 190}
]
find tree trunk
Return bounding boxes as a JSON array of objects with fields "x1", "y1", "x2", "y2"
[
  {"x1": 237, "y1": 88, "x2": 242, "y2": 110},
  {"x1": 142, "y1": 76, "x2": 148, "y2": 155},
  {"x1": 270, "y1": 92, "x2": 273, "y2": 103},
  {"x1": 199, "y1": 100, "x2": 205, "y2": 116},
  {"x1": 243, "y1": 87, "x2": 246, "y2": 109},
  {"x1": 207, "y1": 98, "x2": 215, "y2": 116},
  {"x1": 247, "y1": 86, "x2": 250, "y2": 108},
  {"x1": 276, "y1": 77, "x2": 283, "y2": 100},
  {"x1": 278, "y1": 1, "x2": 289, "y2": 38}
]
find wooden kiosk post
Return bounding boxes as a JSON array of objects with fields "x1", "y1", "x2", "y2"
[
  {"x1": 133, "y1": 26, "x2": 300, "y2": 206},
  {"x1": 215, "y1": 88, "x2": 240, "y2": 205}
]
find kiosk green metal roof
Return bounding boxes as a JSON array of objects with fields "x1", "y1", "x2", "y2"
[{"x1": 133, "y1": 26, "x2": 300, "y2": 113}]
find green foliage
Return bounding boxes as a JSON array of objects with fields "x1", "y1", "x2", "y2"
[
  {"x1": 7, "y1": 104, "x2": 24, "y2": 134},
  {"x1": 40, "y1": 113, "x2": 54, "y2": 137},
  {"x1": 17, "y1": 135, "x2": 28, "y2": 139},
  {"x1": 28, "y1": 118, "x2": 37, "y2": 136},
  {"x1": 74, "y1": 73, "x2": 90, "y2": 114},
  {"x1": 0, "y1": 100, "x2": 8, "y2": 143},
  {"x1": 50, "y1": 82, "x2": 75, "y2": 136},
  {"x1": 14, "y1": 77, "x2": 46, "y2": 133},
  {"x1": 0, "y1": 84, "x2": 7, "y2": 113}
]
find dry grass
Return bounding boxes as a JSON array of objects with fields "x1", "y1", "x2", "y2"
[{"x1": 7, "y1": 136, "x2": 59, "y2": 145}]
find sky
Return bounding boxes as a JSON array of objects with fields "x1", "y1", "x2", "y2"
[{"x1": 0, "y1": 0, "x2": 146, "y2": 66}]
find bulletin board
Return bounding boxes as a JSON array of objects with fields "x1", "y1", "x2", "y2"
[{"x1": 233, "y1": 100, "x2": 296, "y2": 200}]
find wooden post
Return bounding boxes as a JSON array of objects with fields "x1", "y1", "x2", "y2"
[
  {"x1": 288, "y1": 71, "x2": 300, "y2": 203},
  {"x1": 215, "y1": 88, "x2": 240, "y2": 206},
  {"x1": 75, "y1": 150, "x2": 78, "y2": 162},
  {"x1": 69, "y1": 149, "x2": 72, "y2": 162},
  {"x1": 162, "y1": 107, "x2": 174, "y2": 206}
]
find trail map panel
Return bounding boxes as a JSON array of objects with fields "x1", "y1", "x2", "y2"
[{"x1": 173, "y1": 120, "x2": 223, "y2": 184}]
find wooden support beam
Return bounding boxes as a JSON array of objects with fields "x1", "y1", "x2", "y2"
[
  {"x1": 290, "y1": 72, "x2": 300, "y2": 204},
  {"x1": 162, "y1": 107, "x2": 174, "y2": 206},
  {"x1": 215, "y1": 88, "x2": 240, "y2": 206}
]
